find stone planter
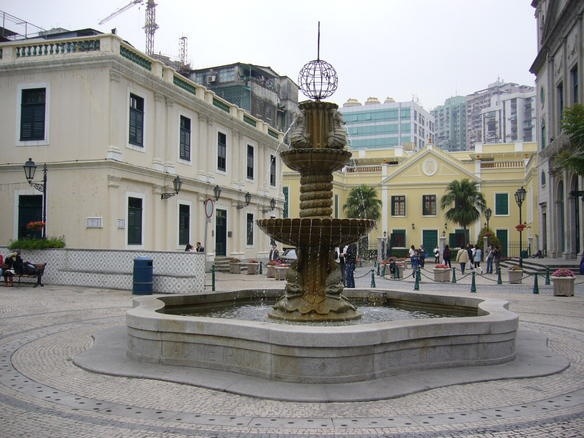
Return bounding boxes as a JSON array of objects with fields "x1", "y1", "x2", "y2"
[
  {"x1": 507, "y1": 269, "x2": 523, "y2": 284},
  {"x1": 274, "y1": 266, "x2": 289, "y2": 280},
  {"x1": 244, "y1": 263, "x2": 259, "y2": 275},
  {"x1": 551, "y1": 276, "x2": 575, "y2": 296},
  {"x1": 433, "y1": 268, "x2": 450, "y2": 282},
  {"x1": 229, "y1": 263, "x2": 242, "y2": 274},
  {"x1": 266, "y1": 264, "x2": 276, "y2": 278}
]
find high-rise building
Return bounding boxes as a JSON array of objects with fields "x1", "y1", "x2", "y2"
[
  {"x1": 340, "y1": 97, "x2": 434, "y2": 151},
  {"x1": 481, "y1": 90, "x2": 535, "y2": 144},
  {"x1": 431, "y1": 96, "x2": 467, "y2": 151},
  {"x1": 466, "y1": 80, "x2": 535, "y2": 149},
  {"x1": 190, "y1": 63, "x2": 298, "y2": 134}
]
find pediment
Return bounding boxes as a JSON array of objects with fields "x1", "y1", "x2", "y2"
[{"x1": 382, "y1": 147, "x2": 478, "y2": 186}]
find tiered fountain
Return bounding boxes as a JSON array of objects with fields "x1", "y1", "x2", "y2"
[
  {"x1": 109, "y1": 42, "x2": 519, "y2": 400},
  {"x1": 257, "y1": 96, "x2": 374, "y2": 321}
]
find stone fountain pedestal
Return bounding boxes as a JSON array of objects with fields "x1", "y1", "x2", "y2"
[{"x1": 257, "y1": 101, "x2": 374, "y2": 321}]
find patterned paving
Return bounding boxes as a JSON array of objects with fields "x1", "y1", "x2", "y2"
[{"x1": 0, "y1": 273, "x2": 582, "y2": 437}]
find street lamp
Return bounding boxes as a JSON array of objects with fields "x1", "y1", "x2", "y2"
[
  {"x1": 213, "y1": 184, "x2": 222, "y2": 201},
  {"x1": 485, "y1": 207, "x2": 492, "y2": 229},
  {"x1": 23, "y1": 158, "x2": 47, "y2": 239},
  {"x1": 160, "y1": 175, "x2": 182, "y2": 199},
  {"x1": 514, "y1": 187, "x2": 526, "y2": 267}
]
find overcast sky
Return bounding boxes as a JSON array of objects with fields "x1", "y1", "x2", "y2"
[{"x1": 2, "y1": 0, "x2": 537, "y2": 110}]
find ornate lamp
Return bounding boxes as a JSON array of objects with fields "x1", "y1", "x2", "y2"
[{"x1": 161, "y1": 175, "x2": 182, "y2": 199}]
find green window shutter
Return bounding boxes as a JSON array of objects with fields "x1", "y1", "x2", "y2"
[{"x1": 495, "y1": 193, "x2": 508, "y2": 215}]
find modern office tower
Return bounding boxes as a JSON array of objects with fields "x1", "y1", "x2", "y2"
[
  {"x1": 530, "y1": 0, "x2": 584, "y2": 259},
  {"x1": 190, "y1": 63, "x2": 298, "y2": 134},
  {"x1": 431, "y1": 96, "x2": 467, "y2": 151},
  {"x1": 466, "y1": 79, "x2": 535, "y2": 149},
  {"x1": 481, "y1": 90, "x2": 536, "y2": 144},
  {"x1": 340, "y1": 97, "x2": 434, "y2": 151}
]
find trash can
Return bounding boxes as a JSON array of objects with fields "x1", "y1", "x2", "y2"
[{"x1": 133, "y1": 256, "x2": 153, "y2": 295}]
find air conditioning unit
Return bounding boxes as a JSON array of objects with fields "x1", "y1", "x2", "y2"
[{"x1": 206, "y1": 75, "x2": 216, "y2": 83}]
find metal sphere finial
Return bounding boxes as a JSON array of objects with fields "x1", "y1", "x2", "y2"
[{"x1": 298, "y1": 22, "x2": 338, "y2": 101}]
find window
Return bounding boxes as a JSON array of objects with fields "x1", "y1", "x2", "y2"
[
  {"x1": 127, "y1": 197, "x2": 143, "y2": 245},
  {"x1": 179, "y1": 204, "x2": 190, "y2": 246},
  {"x1": 217, "y1": 132, "x2": 226, "y2": 171},
  {"x1": 557, "y1": 82, "x2": 564, "y2": 128},
  {"x1": 179, "y1": 116, "x2": 191, "y2": 161},
  {"x1": 129, "y1": 93, "x2": 144, "y2": 147},
  {"x1": 246, "y1": 213, "x2": 254, "y2": 246},
  {"x1": 269, "y1": 154, "x2": 276, "y2": 186},
  {"x1": 422, "y1": 195, "x2": 436, "y2": 216},
  {"x1": 495, "y1": 193, "x2": 508, "y2": 215},
  {"x1": 571, "y1": 65, "x2": 579, "y2": 104},
  {"x1": 20, "y1": 88, "x2": 46, "y2": 141},
  {"x1": 283, "y1": 187, "x2": 289, "y2": 218},
  {"x1": 391, "y1": 195, "x2": 406, "y2": 216},
  {"x1": 390, "y1": 229, "x2": 406, "y2": 247},
  {"x1": 247, "y1": 145, "x2": 254, "y2": 180}
]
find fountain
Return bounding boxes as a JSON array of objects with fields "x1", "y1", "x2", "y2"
[{"x1": 110, "y1": 35, "x2": 521, "y2": 399}]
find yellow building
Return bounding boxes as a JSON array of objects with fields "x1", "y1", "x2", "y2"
[{"x1": 283, "y1": 142, "x2": 538, "y2": 258}]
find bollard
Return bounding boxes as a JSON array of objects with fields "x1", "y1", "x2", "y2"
[
  {"x1": 414, "y1": 268, "x2": 420, "y2": 290},
  {"x1": 470, "y1": 271, "x2": 477, "y2": 293},
  {"x1": 451, "y1": 267, "x2": 457, "y2": 283},
  {"x1": 545, "y1": 267, "x2": 551, "y2": 285},
  {"x1": 377, "y1": 262, "x2": 380, "y2": 276},
  {"x1": 211, "y1": 264, "x2": 216, "y2": 291},
  {"x1": 533, "y1": 273, "x2": 539, "y2": 294},
  {"x1": 497, "y1": 268, "x2": 502, "y2": 285},
  {"x1": 259, "y1": 261, "x2": 263, "y2": 275},
  {"x1": 370, "y1": 269, "x2": 376, "y2": 288}
]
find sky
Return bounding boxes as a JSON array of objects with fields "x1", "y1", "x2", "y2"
[{"x1": 1, "y1": 0, "x2": 537, "y2": 110}]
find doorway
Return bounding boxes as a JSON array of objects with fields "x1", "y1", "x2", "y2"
[{"x1": 215, "y1": 209, "x2": 227, "y2": 257}]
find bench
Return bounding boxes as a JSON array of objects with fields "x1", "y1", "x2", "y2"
[{"x1": 3, "y1": 263, "x2": 46, "y2": 287}]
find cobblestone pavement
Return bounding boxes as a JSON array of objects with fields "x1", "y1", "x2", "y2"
[{"x1": 0, "y1": 267, "x2": 583, "y2": 437}]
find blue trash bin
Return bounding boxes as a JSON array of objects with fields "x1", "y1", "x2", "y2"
[{"x1": 133, "y1": 256, "x2": 153, "y2": 295}]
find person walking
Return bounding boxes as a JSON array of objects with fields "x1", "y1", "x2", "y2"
[
  {"x1": 473, "y1": 246, "x2": 483, "y2": 274},
  {"x1": 344, "y1": 242, "x2": 358, "y2": 288},
  {"x1": 485, "y1": 245, "x2": 494, "y2": 274},
  {"x1": 456, "y1": 246, "x2": 469, "y2": 274},
  {"x1": 443, "y1": 245, "x2": 452, "y2": 268}
]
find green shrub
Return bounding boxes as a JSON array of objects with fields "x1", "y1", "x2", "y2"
[{"x1": 8, "y1": 236, "x2": 65, "y2": 250}]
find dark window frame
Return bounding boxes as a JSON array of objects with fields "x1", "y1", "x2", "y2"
[
  {"x1": 217, "y1": 132, "x2": 227, "y2": 172},
  {"x1": 422, "y1": 194, "x2": 436, "y2": 216},
  {"x1": 20, "y1": 88, "x2": 46, "y2": 141},
  {"x1": 269, "y1": 154, "x2": 277, "y2": 186},
  {"x1": 391, "y1": 195, "x2": 406, "y2": 216},
  {"x1": 247, "y1": 144, "x2": 254, "y2": 180},
  {"x1": 246, "y1": 213, "x2": 254, "y2": 246},
  {"x1": 129, "y1": 93, "x2": 144, "y2": 147},
  {"x1": 179, "y1": 204, "x2": 190, "y2": 246},
  {"x1": 127, "y1": 197, "x2": 143, "y2": 245},
  {"x1": 179, "y1": 115, "x2": 191, "y2": 161}
]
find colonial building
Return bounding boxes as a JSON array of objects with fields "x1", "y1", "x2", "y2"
[
  {"x1": 283, "y1": 142, "x2": 538, "y2": 258},
  {"x1": 530, "y1": 0, "x2": 584, "y2": 259},
  {"x1": 0, "y1": 30, "x2": 284, "y2": 258}
]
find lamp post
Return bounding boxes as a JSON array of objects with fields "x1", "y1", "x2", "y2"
[
  {"x1": 23, "y1": 158, "x2": 47, "y2": 239},
  {"x1": 160, "y1": 175, "x2": 182, "y2": 199},
  {"x1": 514, "y1": 187, "x2": 526, "y2": 267},
  {"x1": 485, "y1": 207, "x2": 492, "y2": 229}
]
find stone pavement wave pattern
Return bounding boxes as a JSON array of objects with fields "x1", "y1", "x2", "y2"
[{"x1": 0, "y1": 279, "x2": 583, "y2": 437}]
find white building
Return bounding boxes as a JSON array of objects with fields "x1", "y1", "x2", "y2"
[
  {"x1": 530, "y1": 0, "x2": 584, "y2": 259},
  {"x1": 0, "y1": 30, "x2": 284, "y2": 258},
  {"x1": 481, "y1": 90, "x2": 536, "y2": 144}
]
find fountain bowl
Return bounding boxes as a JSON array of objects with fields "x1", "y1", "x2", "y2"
[
  {"x1": 256, "y1": 217, "x2": 375, "y2": 248},
  {"x1": 126, "y1": 289, "x2": 518, "y2": 384}
]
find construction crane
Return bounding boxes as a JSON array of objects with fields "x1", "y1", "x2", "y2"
[{"x1": 99, "y1": 0, "x2": 158, "y2": 55}]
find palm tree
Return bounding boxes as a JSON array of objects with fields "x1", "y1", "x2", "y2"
[
  {"x1": 440, "y1": 179, "x2": 486, "y2": 246},
  {"x1": 555, "y1": 104, "x2": 584, "y2": 174},
  {"x1": 343, "y1": 185, "x2": 382, "y2": 258}
]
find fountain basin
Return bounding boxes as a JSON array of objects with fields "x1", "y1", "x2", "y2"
[{"x1": 127, "y1": 289, "x2": 518, "y2": 384}]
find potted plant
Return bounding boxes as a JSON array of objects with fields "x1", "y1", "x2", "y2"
[
  {"x1": 229, "y1": 258, "x2": 242, "y2": 274},
  {"x1": 507, "y1": 265, "x2": 523, "y2": 284},
  {"x1": 245, "y1": 259, "x2": 260, "y2": 275},
  {"x1": 433, "y1": 263, "x2": 450, "y2": 282},
  {"x1": 550, "y1": 268, "x2": 575, "y2": 296}
]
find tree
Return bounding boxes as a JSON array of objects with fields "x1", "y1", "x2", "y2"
[
  {"x1": 343, "y1": 185, "x2": 382, "y2": 258},
  {"x1": 555, "y1": 104, "x2": 584, "y2": 174},
  {"x1": 440, "y1": 179, "x2": 486, "y2": 246}
]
